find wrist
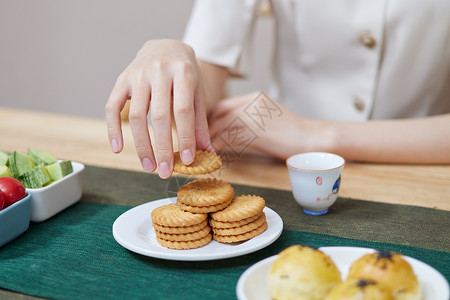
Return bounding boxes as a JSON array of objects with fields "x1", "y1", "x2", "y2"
[{"x1": 302, "y1": 119, "x2": 341, "y2": 155}]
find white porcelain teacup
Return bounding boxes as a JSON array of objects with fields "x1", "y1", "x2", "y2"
[{"x1": 286, "y1": 152, "x2": 345, "y2": 215}]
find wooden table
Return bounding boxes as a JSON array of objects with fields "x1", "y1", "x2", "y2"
[{"x1": 1, "y1": 107, "x2": 449, "y2": 210}]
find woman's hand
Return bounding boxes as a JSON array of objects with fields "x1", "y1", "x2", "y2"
[
  {"x1": 209, "y1": 92, "x2": 450, "y2": 164},
  {"x1": 208, "y1": 92, "x2": 333, "y2": 159},
  {"x1": 105, "y1": 39, "x2": 211, "y2": 179}
]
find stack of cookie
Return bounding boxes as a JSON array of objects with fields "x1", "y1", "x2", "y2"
[
  {"x1": 210, "y1": 195, "x2": 267, "y2": 243},
  {"x1": 151, "y1": 204, "x2": 212, "y2": 250},
  {"x1": 151, "y1": 150, "x2": 268, "y2": 250}
]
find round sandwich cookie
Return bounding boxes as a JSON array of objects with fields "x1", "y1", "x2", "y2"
[
  {"x1": 209, "y1": 212, "x2": 263, "y2": 229},
  {"x1": 151, "y1": 203, "x2": 207, "y2": 227},
  {"x1": 173, "y1": 150, "x2": 222, "y2": 175},
  {"x1": 213, "y1": 221, "x2": 268, "y2": 243},
  {"x1": 152, "y1": 219, "x2": 208, "y2": 234},
  {"x1": 210, "y1": 195, "x2": 265, "y2": 222},
  {"x1": 211, "y1": 212, "x2": 266, "y2": 236},
  {"x1": 155, "y1": 233, "x2": 212, "y2": 250},
  {"x1": 155, "y1": 226, "x2": 211, "y2": 242},
  {"x1": 177, "y1": 178, "x2": 234, "y2": 213}
]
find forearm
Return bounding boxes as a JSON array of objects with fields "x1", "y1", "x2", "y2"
[
  {"x1": 209, "y1": 91, "x2": 450, "y2": 164},
  {"x1": 324, "y1": 114, "x2": 450, "y2": 164},
  {"x1": 197, "y1": 60, "x2": 229, "y2": 114}
]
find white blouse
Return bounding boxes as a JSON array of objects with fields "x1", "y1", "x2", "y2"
[{"x1": 183, "y1": 0, "x2": 450, "y2": 121}]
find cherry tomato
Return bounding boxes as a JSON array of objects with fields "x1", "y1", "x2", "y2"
[
  {"x1": 0, "y1": 177, "x2": 26, "y2": 208},
  {"x1": 0, "y1": 191, "x2": 4, "y2": 211}
]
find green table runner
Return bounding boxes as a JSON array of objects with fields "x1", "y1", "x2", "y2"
[{"x1": 0, "y1": 166, "x2": 449, "y2": 299}]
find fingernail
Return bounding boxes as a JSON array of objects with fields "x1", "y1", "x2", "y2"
[
  {"x1": 181, "y1": 149, "x2": 193, "y2": 165},
  {"x1": 111, "y1": 139, "x2": 119, "y2": 153},
  {"x1": 142, "y1": 158, "x2": 155, "y2": 172},
  {"x1": 158, "y1": 162, "x2": 171, "y2": 179}
]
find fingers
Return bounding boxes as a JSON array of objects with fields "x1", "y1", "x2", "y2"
[
  {"x1": 150, "y1": 76, "x2": 174, "y2": 179},
  {"x1": 128, "y1": 79, "x2": 157, "y2": 174},
  {"x1": 107, "y1": 40, "x2": 213, "y2": 178},
  {"x1": 208, "y1": 95, "x2": 252, "y2": 142},
  {"x1": 208, "y1": 95, "x2": 244, "y2": 121},
  {"x1": 173, "y1": 67, "x2": 196, "y2": 165},
  {"x1": 193, "y1": 84, "x2": 214, "y2": 153},
  {"x1": 209, "y1": 108, "x2": 245, "y2": 153},
  {"x1": 208, "y1": 102, "x2": 237, "y2": 141},
  {"x1": 210, "y1": 134, "x2": 226, "y2": 152},
  {"x1": 105, "y1": 75, "x2": 130, "y2": 154}
]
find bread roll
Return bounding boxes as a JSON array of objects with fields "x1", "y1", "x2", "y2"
[
  {"x1": 347, "y1": 251, "x2": 423, "y2": 300},
  {"x1": 268, "y1": 245, "x2": 341, "y2": 300},
  {"x1": 325, "y1": 279, "x2": 394, "y2": 300}
]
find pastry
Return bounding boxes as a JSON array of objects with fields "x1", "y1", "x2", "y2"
[
  {"x1": 347, "y1": 251, "x2": 423, "y2": 300},
  {"x1": 325, "y1": 279, "x2": 394, "y2": 300},
  {"x1": 268, "y1": 245, "x2": 342, "y2": 300}
]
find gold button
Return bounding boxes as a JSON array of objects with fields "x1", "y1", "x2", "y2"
[
  {"x1": 360, "y1": 32, "x2": 376, "y2": 48},
  {"x1": 353, "y1": 95, "x2": 365, "y2": 112},
  {"x1": 257, "y1": 0, "x2": 272, "y2": 16}
]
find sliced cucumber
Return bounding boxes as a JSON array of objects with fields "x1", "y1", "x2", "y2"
[
  {"x1": 46, "y1": 160, "x2": 73, "y2": 181},
  {"x1": 0, "y1": 165, "x2": 11, "y2": 177},
  {"x1": 28, "y1": 148, "x2": 57, "y2": 165},
  {"x1": 20, "y1": 164, "x2": 52, "y2": 188},
  {"x1": 2, "y1": 148, "x2": 73, "y2": 187},
  {"x1": 0, "y1": 151, "x2": 9, "y2": 166},
  {"x1": 9, "y1": 151, "x2": 36, "y2": 178},
  {"x1": 43, "y1": 180, "x2": 55, "y2": 187}
]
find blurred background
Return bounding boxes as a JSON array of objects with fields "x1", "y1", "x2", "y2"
[{"x1": 0, "y1": 0, "x2": 273, "y2": 119}]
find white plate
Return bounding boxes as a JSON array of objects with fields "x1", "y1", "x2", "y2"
[
  {"x1": 112, "y1": 197, "x2": 283, "y2": 261},
  {"x1": 236, "y1": 246, "x2": 449, "y2": 300}
]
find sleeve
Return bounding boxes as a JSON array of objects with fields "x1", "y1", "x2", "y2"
[{"x1": 182, "y1": 0, "x2": 263, "y2": 77}]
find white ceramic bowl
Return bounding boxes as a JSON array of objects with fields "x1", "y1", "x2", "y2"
[
  {"x1": 26, "y1": 161, "x2": 85, "y2": 222},
  {"x1": 0, "y1": 193, "x2": 31, "y2": 247}
]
